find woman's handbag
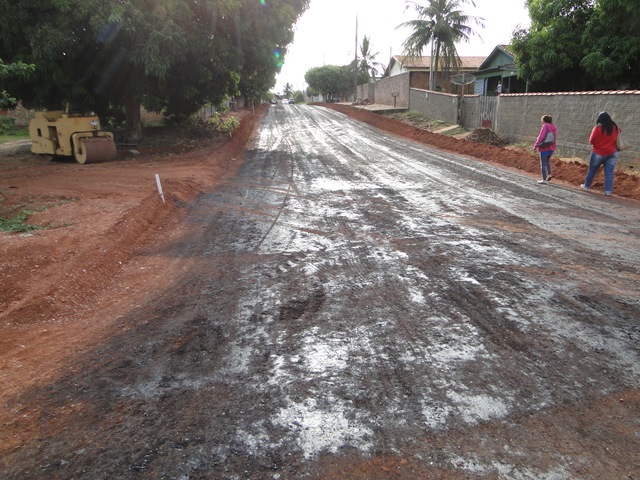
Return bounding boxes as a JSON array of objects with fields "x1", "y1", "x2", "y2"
[
  {"x1": 616, "y1": 132, "x2": 630, "y2": 151},
  {"x1": 539, "y1": 130, "x2": 555, "y2": 148}
]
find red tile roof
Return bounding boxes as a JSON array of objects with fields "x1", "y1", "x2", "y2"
[
  {"x1": 503, "y1": 90, "x2": 640, "y2": 96},
  {"x1": 393, "y1": 55, "x2": 486, "y2": 70}
]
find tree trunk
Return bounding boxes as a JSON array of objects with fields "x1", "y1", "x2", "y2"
[{"x1": 124, "y1": 96, "x2": 143, "y2": 143}]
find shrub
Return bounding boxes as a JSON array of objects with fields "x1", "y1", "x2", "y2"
[{"x1": 0, "y1": 116, "x2": 15, "y2": 134}]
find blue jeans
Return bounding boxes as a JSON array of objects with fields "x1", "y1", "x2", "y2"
[
  {"x1": 539, "y1": 150, "x2": 553, "y2": 180},
  {"x1": 583, "y1": 151, "x2": 618, "y2": 194}
]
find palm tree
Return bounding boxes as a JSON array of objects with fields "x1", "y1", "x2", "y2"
[
  {"x1": 359, "y1": 35, "x2": 384, "y2": 82},
  {"x1": 282, "y1": 82, "x2": 294, "y2": 98},
  {"x1": 398, "y1": 0, "x2": 484, "y2": 89}
]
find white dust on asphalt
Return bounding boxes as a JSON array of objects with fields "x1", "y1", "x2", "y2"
[{"x1": 189, "y1": 106, "x2": 640, "y2": 474}]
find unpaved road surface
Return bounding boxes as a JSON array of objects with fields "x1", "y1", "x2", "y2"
[{"x1": 2, "y1": 104, "x2": 640, "y2": 479}]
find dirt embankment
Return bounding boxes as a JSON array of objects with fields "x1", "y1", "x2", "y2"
[{"x1": 0, "y1": 108, "x2": 263, "y2": 371}]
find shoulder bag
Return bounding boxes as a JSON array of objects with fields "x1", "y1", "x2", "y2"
[
  {"x1": 616, "y1": 130, "x2": 630, "y2": 151},
  {"x1": 539, "y1": 128, "x2": 555, "y2": 148}
]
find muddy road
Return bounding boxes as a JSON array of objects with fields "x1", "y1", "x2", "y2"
[{"x1": 4, "y1": 104, "x2": 640, "y2": 479}]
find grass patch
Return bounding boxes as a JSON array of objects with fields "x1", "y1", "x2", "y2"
[
  {"x1": 0, "y1": 209, "x2": 40, "y2": 233},
  {"x1": 385, "y1": 111, "x2": 449, "y2": 131},
  {"x1": 0, "y1": 127, "x2": 30, "y2": 144},
  {"x1": 439, "y1": 126, "x2": 468, "y2": 136},
  {"x1": 0, "y1": 197, "x2": 75, "y2": 233}
]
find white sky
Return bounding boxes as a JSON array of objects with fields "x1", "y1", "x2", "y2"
[{"x1": 274, "y1": 0, "x2": 531, "y2": 93}]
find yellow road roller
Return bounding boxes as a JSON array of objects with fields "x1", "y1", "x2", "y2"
[{"x1": 29, "y1": 110, "x2": 117, "y2": 164}]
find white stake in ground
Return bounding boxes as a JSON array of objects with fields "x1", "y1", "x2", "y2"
[{"x1": 155, "y1": 174, "x2": 165, "y2": 204}]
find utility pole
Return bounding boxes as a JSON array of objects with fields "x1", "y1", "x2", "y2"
[
  {"x1": 354, "y1": 14, "x2": 358, "y2": 102},
  {"x1": 429, "y1": 39, "x2": 434, "y2": 91}
]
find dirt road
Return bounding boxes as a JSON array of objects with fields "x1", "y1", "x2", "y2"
[{"x1": 1, "y1": 104, "x2": 639, "y2": 479}]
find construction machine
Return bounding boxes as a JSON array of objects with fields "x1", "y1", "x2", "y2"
[{"x1": 29, "y1": 108, "x2": 117, "y2": 164}]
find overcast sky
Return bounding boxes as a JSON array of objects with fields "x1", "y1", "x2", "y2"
[{"x1": 274, "y1": 0, "x2": 531, "y2": 93}]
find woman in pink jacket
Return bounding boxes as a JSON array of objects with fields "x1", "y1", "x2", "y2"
[{"x1": 533, "y1": 115, "x2": 557, "y2": 184}]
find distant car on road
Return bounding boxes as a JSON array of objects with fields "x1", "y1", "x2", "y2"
[
  {"x1": 288, "y1": 98, "x2": 295, "y2": 104},
  {"x1": 282, "y1": 99, "x2": 289, "y2": 105},
  {"x1": 270, "y1": 98, "x2": 277, "y2": 105}
]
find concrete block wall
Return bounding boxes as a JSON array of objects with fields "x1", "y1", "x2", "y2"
[
  {"x1": 356, "y1": 76, "x2": 640, "y2": 169},
  {"x1": 460, "y1": 95, "x2": 481, "y2": 130},
  {"x1": 409, "y1": 89, "x2": 458, "y2": 125},
  {"x1": 356, "y1": 83, "x2": 375, "y2": 102},
  {"x1": 498, "y1": 92, "x2": 640, "y2": 169},
  {"x1": 409, "y1": 89, "x2": 481, "y2": 129},
  {"x1": 373, "y1": 73, "x2": 410, "y2": 108}
]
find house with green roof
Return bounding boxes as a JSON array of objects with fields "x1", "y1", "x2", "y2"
[{"x1": 473, "y1": 45, "x2": 526, "y2": 95}]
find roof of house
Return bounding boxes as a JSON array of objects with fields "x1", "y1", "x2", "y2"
[
  {"x1": 477, "y1": 45, "x2": 516, "y2": 72},
  {"x1": 388, "y1": 55, "x2": 486, "y2": 72}
]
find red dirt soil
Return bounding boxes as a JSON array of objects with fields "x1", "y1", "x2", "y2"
[{"x1": 0, "y1": 103, "x2": 639, "y2": 472}]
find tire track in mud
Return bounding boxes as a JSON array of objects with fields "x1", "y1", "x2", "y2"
[
  {"x1": 103, "y1": 112, "x2": 640, "y2": 472},
  {"x1": 5, "y1": 104, "x2": 639, "y2": 479},
  {"x1": 251, "y1": 106, "x2": 640, "y2": 475}
]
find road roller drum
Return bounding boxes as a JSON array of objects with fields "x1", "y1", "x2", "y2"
[{"x1": 72, "y1": 134, "x2": 117, "y2": 164}]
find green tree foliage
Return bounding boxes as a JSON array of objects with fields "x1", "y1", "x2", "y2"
[
  {"x1": 398, "y1": 0, "x2": 484, "y2": 87},
  {"x1": 236, "y1": 0, "x2": 308, "y2": 103},
  {"x1": 580, "y1": 0, "x2": 640, "y2": 88},
  {"x1": 0, "y1": 0, "x2": 308, "y2": 141},
  {"x1": 282, "y1": 82, "x2": 294, "y2": 98},
  {"x1": 305, "y1": 64, "x2": 367, "y2": 101},
  {"x1": 305, "y1": 66, "x2": 342, "y2": 100},
  {"x1": 0, "y1": 59, "x2": 34, "y2": 108},
  {"x1": 511, "y1": 0, "x2": 594, "y2": 91},
  {"x1": 512, "y1": 0, "x2": 640, "y2": 91}
]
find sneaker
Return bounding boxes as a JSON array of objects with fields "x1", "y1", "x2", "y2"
[
  {"x1": 546, "y1": 175, "x2": 552, "y2": 181},
  {"x1": 537, "y1": 179, "x2": 547, "y2": 184},
  {"x1": 580, "y1": 184, "x2": 590, "y2": 191},
  {"x1": 604, "y1": 191, "x2": 612, "y2": 196}
]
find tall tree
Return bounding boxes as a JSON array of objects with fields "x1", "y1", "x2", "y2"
[
  {"x1": 511, "y1": 0, "x2": 593, "y2": 91},
  {"x1": 235, "y1": 0, "x2": 309, "y2": 103},
  {"x1": 359, "y1": 36, "x2": 384, "y2": 82},
  {"x1": 512, "y1": 0, "x2": 639, "y2": 91},
  {"x1": 305, "y1": 66, "x2": 342, "y2": 101},
  {"x1": 398, "y1": 0, "x2": 484, "y2": 89},
  {"x1": 305, "y1": 64, "x2": 367, "y2": 101},
  {"x1": 0, "y1": 0, "x2": 308, "y2": 141},
  {"x1": 580, "y1": 0, "x2": 640, "y2": 89},
  {"x1": 282, "y1": 82, "x2": 294, "y2": 97}
]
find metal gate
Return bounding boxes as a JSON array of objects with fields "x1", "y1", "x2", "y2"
[{"x1": 480, "y1": 96, "x2": 498, "y2": 129}]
